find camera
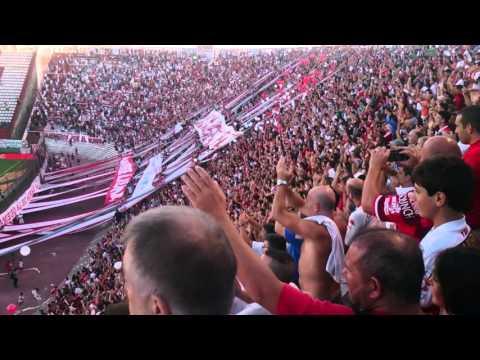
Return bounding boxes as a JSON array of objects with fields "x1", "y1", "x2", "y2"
[{"x1": 388, "y1": 149, "x2": 409, "y2": 162}]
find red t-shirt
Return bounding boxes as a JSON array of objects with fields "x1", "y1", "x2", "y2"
[
  {"x1": 463, "y1": 140, "x2": 480, "y2": 230},
  {"x1": 276, "y1": 284, "x2": 353, "y2": 315},
  {"x1": 453, "y1": 93, "x2": 465, "y2": 111},
  {"x1": 421, "y1": 100, "x2": 430, "y2": 119},
  {"x1": 373, "y1": 192, "x2": 432, "y2": 241}
]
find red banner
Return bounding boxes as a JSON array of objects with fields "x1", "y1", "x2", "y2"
[
  {"x1": 104, "y1": 155, "x2": 136, "y2": 205},
  {"x1": 0, "y1": 176, "x2": 41, "y2": 227},
  {"x1": 0, "y1": 153, "x2": 35, "y2": 160}
]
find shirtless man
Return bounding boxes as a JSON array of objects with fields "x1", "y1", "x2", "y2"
[{"x1": 272, "y1": 157, "x2": 345, "y2": 301}]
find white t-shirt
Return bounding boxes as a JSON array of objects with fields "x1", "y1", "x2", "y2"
[
  {"x1": 327, "y1": 168, "x2": 336, "y2": 179},
  {"x1": 458, "y1": 142, "x2": 470, "y2": 155},
  {"x1": 74, "y1": 287, "x2": 83, "y2": 295},
  {"x1": 419, "y1": 217, "x2": 470, "y2": 307},
  {"x1": 395, "y1": 186, "x2": 415, "y2": 196},
  {"x1": 251, "y1": 241, "x2": 264, "y2": 256},
  {"x1": 344, "y1": 207, "x2": 375, "y2": 247},
  {"x1": 230, "y1": 297, "x2": 271, "y2": 315}
]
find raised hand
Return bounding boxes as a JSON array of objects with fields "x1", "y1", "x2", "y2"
[
  {"x1": 181, "y1": 166, "x2": 227, "y2": 221},
  {"x1": 398, "y1": 146, "x2": 421, "y2": 170},
  {"x1": 368, "y1": 147, "x2": 391, "y2": 171},
  {"x1": 276, "y1": 156, "x2": 294, "y2": 181}
]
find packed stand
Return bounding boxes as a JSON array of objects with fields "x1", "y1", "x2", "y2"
[
  {"x1": 29, "y1": 49, "x2": 301, "y2": 152},
  {"x1": 45, "y1": 45, "x2": 480, "y2": 315}
]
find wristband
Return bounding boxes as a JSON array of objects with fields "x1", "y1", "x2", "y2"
[{"x1": 277, "y1": 179, "x2": 289, "y2": 186}]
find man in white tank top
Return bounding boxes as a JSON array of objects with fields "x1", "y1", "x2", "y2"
[{"x1": 271, "y1": 157, "x2": 345, "y2": 301}]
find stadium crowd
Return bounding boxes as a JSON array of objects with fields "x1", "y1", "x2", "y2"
[
  {"x1": 29, "y1": 49, "x2": 301, "y2": 151},
  {"x1": 34, "y1": 45, "x2": 480, "y2": 315}
]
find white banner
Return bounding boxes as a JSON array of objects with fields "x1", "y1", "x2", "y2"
[
  {"x1": 44, "y1": 131, "x2": 104, "y2": 144},
  {"x1": 32, "y1": 177, "x2": 113, "y2": 202},
  {"x1": 163, "y1": 139, "x2": 195, "y2": 165},
  {"x1": 194, "y1": 110, "x2": 242, "y2": 150},
  {"x1": 0, "y1": 176, "x2": 41, "y2": 227},
  {"x1": 38, "y1": 171, "x2": 115, "y2": 193},
  {"x1": 104, "y1": 155, "x2": 136, "y2": 205},
  {"x1": 163, "y1": 143, "x2": 196, "y2": 173},
  {"x1": 25, "y1": 188, "x2": 109, "y2": 209},
  {"x1": 2, "y1": 210, "x2": 97, "y2": 232},
  {"x1": 131, "y1": 153, "x2": 163, "y2": 199},
  {"x1": 44, "y1": 156, "x2": 120, "y2": 178},
  {"x1": 21, "y1": 191, "x2": 108, "y2": 214},
  {"x1": 0, "y1": 210, "x2": 116, "y2": 257}
]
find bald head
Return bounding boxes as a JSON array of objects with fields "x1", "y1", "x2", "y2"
[
  {"x1": 122, "y1": 206, "x2": 237, "y2": 315},
  {"x1": 306, "y1": 185, "x2": 337, "y2": 214},
  {"x1": 346, "y1": 178, "x2": 363, "y2": 201},
  {"x1": 420, "y1": 136, "x2": 462, "y2": 161}
]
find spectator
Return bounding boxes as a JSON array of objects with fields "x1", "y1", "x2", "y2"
[
  {"x1": 261, "y1": 233, "x2": 296, "y2": 284},
  {"x1": 181, "y1": 166, "x2": 424, "y2": 315},
  {"x1": 263, "y1": 233, "x2": 288, "y2": 252},
  {"x1": 408, "y1": 129, "x2": 422, "y2": 146},
  {"x1": 393, "y1": 166, "x2": 414, "y2": 195},
  {"x1": 271, "y1": 157, "x2": 345, "y2": 301},
  {"x1": 455, "y1": 105, "x2": 480, "y2": 231},
  {"x1": 412, "y1": 156, "x2": 474, "y2": 308},
  {"x1": 32, "y1": 288, "x2": 42, "y2": 302},
  {"x1": 121, "y1": 206, "x2": 237, "y2": 315},
  {"x1": 18, "y1": 292, "x2": 24, "y2": 307},
  {"x1": 464, "y1": 82, "x2": 480, "y2": 106},
  {"x1": 344, "y1": 178, "x2": 378, "y2": 247},
  {"x1": 430, "y1": 247, "x2": 480, "y2": 315},
  {"x1": 9, "y1": 269, "x2": 18, "y2": 288},
  {"x1": 238, "y1": 212, "x2": 265, "y2": 256},
  {"x1": 361, "y1": 136, "x2": 462, "y2": 241},
  {"x1": 41, "y1": 46, "x2": 480, "y2": 314},
  {"x1": 261, "y1": 247, "x2": 296, "y2": 284}
]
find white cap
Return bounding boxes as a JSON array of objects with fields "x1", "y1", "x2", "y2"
[
  {"x1": 421, "y1": 86, "x2": 428, "y2": 92},
  {"x1": 455, "y1": 79, "x2": 465, "y2": 87}
]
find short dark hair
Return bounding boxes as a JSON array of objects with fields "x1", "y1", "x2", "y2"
[
  {"x1": 347, "y1": 183, "x2": 363, "y2": 201},
  {"x1": 353, "y1": 229, "x2": 424, "y2": 306},
  {"x1": 263, "y1": 222, "x2": 275, "y2": 235},
  {"x1": 265, "y1": 248, "x2": 295, "y2": 283},
  {"x1": 412, "y1": 156, "x2": 474, "y2": 213},
  {"x1": 460, "y1": 105, "x2": 480, "y2": 133},
  {"x1": 265, "y1": 233, "x2": 287, "y2": 251},
  {"x1": 123, "y1": 206, "x2": 237, "y2": 314},
  {"x1": 399, "y1": 165, "x2": 412, "y2": 178},
  {"x1": 438, "y1": 110, "x2": 451, "y2": 123},
  {"x1": 434, "y1": 247, "x2": 480, "y2": 315}
]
